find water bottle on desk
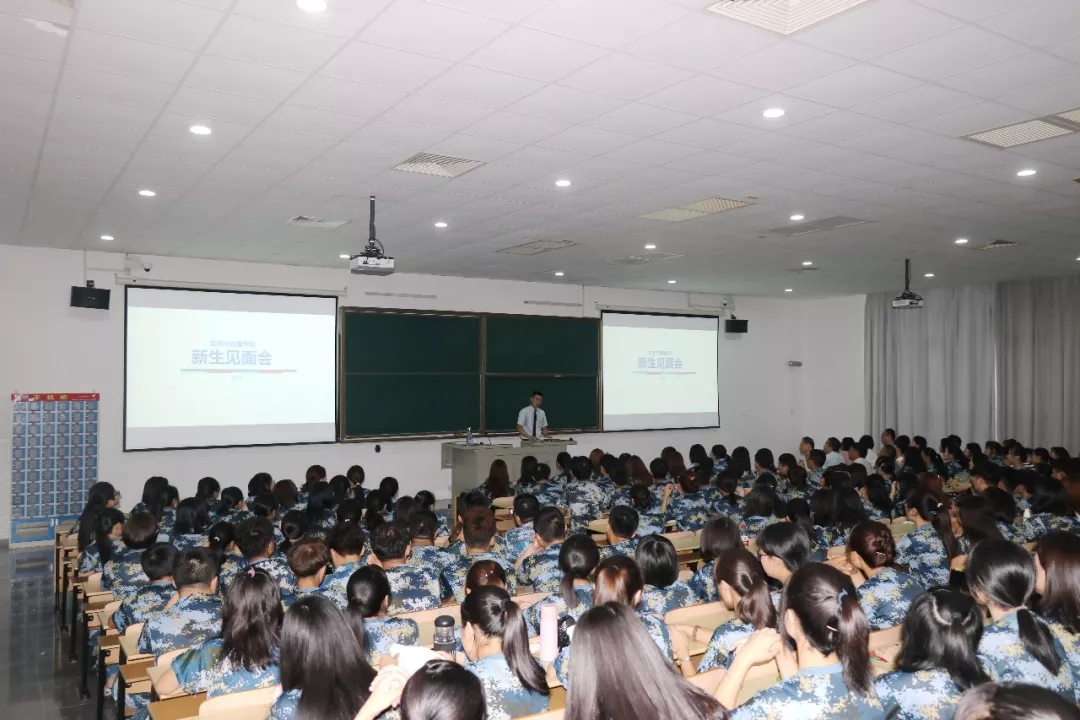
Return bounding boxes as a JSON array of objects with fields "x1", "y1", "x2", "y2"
[{"x1": 466, "y1": 427, "x2": 473, "y2": 446}]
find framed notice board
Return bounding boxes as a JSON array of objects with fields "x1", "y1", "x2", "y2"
[{"x1": 339, "y1": 309, "x2": 599, "y2": 439}]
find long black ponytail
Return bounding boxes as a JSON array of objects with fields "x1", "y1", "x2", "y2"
[
  {"x1": 77, "y1": 482, "x2": 115, "y2": 552},
  {"x1": 94, "y1": 508, "x2": 125, "y2": 564},
  {"x1": 461, "y1": 586, "x2": 548, "y2": 695},
  {"x1": 558, "y1": 535, "x2": 600, "y2": 610}
]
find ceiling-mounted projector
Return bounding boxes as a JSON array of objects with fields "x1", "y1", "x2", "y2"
[
  {"x1": 350, "y1": 195, "x2": 395, "y2": 276},
  {"x1": 892, "y1": 258, "x2": 924, "y2": 309}
]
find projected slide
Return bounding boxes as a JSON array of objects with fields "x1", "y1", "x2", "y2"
[
  {"x1": 125, "y1": 287, "x2": 337, "y2": 450},
  {"x1": 602, "y1": 312, "x2": 719, "y2": 431}
]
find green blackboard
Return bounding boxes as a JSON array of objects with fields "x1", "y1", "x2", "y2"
[{"x1": 339, "y1": 309, "x2": 600, "y2": 438}]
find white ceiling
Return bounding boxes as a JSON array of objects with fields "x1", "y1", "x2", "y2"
[{"x1": 2, "y1": 0, "x2": 1080, "y2": 296}]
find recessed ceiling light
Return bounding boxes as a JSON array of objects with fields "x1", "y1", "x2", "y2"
[
  {"x1": 138, "y1": 189, "x2": 156, "y2": 197},
  {"x1": 297, "y1": 0, "x2": 328, "y2": 11},
  {"x1": 955, "y1": 238, "x2": 969, "y2": 245},
  {"x1": 925, "y1": 273, "x2": 935, "y2": 278},
  {"x1": 1016, "y1": 169, "x2": 1037, "y2": 177},
  {"x1": 340, "y1": 254, "x2": 350, "y2": 259},
  {"x1": 100, "y1": 234, "x2": 114, "y2": 241},
  {"x1": 644, "y1": 243, "x2": 657, "y2": 250},
  {"x1": 667, "y1": 280, "x2": 677, "y2": 284},
  {"x1": 189, "y1": 125, "x2": 211, "y2": 135},
  {"x1": 554, "y1": 271, "x2": 565, "y2": 277},
  {"x1": 555, "y1": 179, "x2": 572, "y2": 187},
  {"x1": 784, "y1": 288, "x2": 793, "y2": 293},
  {"x1": 434, "y1": 221, "x2": 448, "y2": 228},
  {"x1": 763, "y1": 108, "x2": 786, "y2": 119},
  {"x1": 802, "y1": 261, "x2": 812, "y2": 266},
  {"x1": 790, "y1": 214, "x2": 804, "y2": 221}
]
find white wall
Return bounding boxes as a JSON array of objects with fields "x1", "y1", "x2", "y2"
[{"x1": 0, "y1": 244, "x2": 865, "y2": 538}]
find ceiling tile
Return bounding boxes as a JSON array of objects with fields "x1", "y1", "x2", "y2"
[
  {"x1": 653, "y1": 118, "x2": 762, "y2": 149},
  {"x1": 910, "y1": 101, "x2": 1033, "y2": 136},
  {"x1": 58, "y1": 65, "x2": 175, "y2": 110},
  {"x1": 232, "y1": 0, "x2": 394, "y2": 38},
  {"x1": 718, "y1": 132, "x2": 821, "y2": 160},
  {"x1": 424, "y1": 134, "x2": 523, "y2": 162},
  {"x1": 626, "y1": 14, "x2": 778, "y2": 71},
  {"x1": 462, "y1": 112, "x2": 569, "y2": 145},
  {"x1": 1000, "y1": 75, "x2": 1080, "y2": 114},
  {"x1": 536, "y1": 126, "x2": 638, "y2": 155},
  {"x1": 289, "y1": 76, "x2": 406, "y2": 118},
  {"x1": 359, "y1": 0, "x2": 509, "y2": 61},
  {"x1": 872, "y1": 25, "x2": 1028, "y2": 81},
  {"x1": 185, "y1": 55, "x2": 309, "y2": 102},
  {"x1": 775, "y1": 145, "x2": 876, "y2": 171},
  {"x1": 0, "y1": 11, "x2": 67, "y2": 62},
  {"x1": 219, "y1": 146, "x2": 310, "y2": 174},
  {"x1": 419, "y1": 65, "x2": 544, "y2": 108},
  {"x1": 380, "y1": 95, "x2": 494, "y2": 132},
  {"x1": 149, "y1": 111, "x2": 253, "y2": 147},
  {"x1": 938, "y1": 51, "x2": 1080, "y2": 99},
  {"x1": 46, "y1": 119, "x2": 142, "y2": 151},
  {"x1": 1048, "y1": 38, "x2": 1080, "y2": 64},
  {"x1": 641, "y1": 75, "x2": 769, "y2": 117},
  {"x1": 238, "y1": 127, "x2": 338, "y2": 157},
  {"x1": 852, "y1": 83, "x2": 982, "y2": 123},
  {"x1": 427, "y1": 0, "x2": 550, "y2": 23},
  {"x1": 508, "y1": 85, "x2": 626, "y2": 123},
  {"x1": 603, "y1": 138, "x2": 698, "y2": 165},
  {"x1": 52, "y1": 95, "x2": 160, "y2": 134},
  {"x1": 75, "y1": 0, "x2": 224, "y2": 50},
  {"x1": 498, "y1": 146, "x2": 589, "y2": 171},
  {"x1": 167, "y1": 86, "x2": 278, "y2": 125},
  {"x1": 4, "y1": 0, "x2": 75, "y2": 23},
  {"x1": 320, "y1": 43, "x2": 452, "y2": 92},
  {"x1": 0, "y1": 84, "x2": 51, "y2": 118},
  {"x1": 711, "y1": 40, "x2": 856, "y2": 92},
  {"x1": 0, "y1": 53, "x2": 59, "y2": 92},
  {"x1": 206, "y1": 15, "x2": 349, "y2": 73},
  {"x1": 588, "y1": 103, "x2": 697, "y2": 136},
  {"x1": 662, "y1": 150, "x2": 755, "y2": 175},
  {"x1": 910, "y1": 0, "x2": 1033, "y2": 22},
  {"x1": 563, "y1": 156, "x2": 648, "y2": 181},
  {"x1": 836, "y1": 124, "x2": 943, "y2": 154},
  {"x1": 786, "y1": 65, "x2": 922, "y2": 108},
  {"x1": 523, "y1": 0, "x2": 686, "y2": 49},
  {"x1": 66, "y1": 29, "x2": 197, "y2": 83},
  {"x1": 561, "y1": 54, "x2": 693, "y2": 101},
  {"x1": 348, "y1": 119, "x2": 451, "y2": 150},
  {"x1": 263, "y1": 104, "x2": 367, "y2": 139},
  {"x1": 713, "y1": 95, "x2": 836, "y2": 129},
  {"x1": 796, "y1": 0, "x2": 962, "y2": 60},
  {"x1": 779, "y1": 110, "x2": 890, "y2": 143},
  {"x1": 978, "y1": 0, "x2": 1080, "y2": 48},
  {"x1": 467, "y1": 27, "x2": 610, "y2": 82},
  {"x1": 320, "y1": 141, "x2": 407, "y2": 170}
]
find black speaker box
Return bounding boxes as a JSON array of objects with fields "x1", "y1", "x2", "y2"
[
  {"x1": 724, "y1": 318, "x2": 748, "y2": 334},
  {"x1": 70, "y1": 285, "x2": 111, "y2": 310}
]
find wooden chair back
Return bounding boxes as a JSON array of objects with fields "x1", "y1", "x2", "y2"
[{"x1": 198, "y1": 686, "x2": 281, "y2": 720}]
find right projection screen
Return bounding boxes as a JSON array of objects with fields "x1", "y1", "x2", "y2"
[{"x1": 601, "y1": 312, "x2": 720, "y2": 431}]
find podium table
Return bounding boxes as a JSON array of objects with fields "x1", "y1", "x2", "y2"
[{"x1": 442, "y1": 439, "x2": 574, "y2": 514}]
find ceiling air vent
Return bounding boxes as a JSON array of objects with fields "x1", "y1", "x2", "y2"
[
  {"x1": 965, "y1": 119, "x2": 1074, "y2": 148},
  {"x1": 973, "y1": 239, "x2": 1021, "y2": 251},
  {"x1": 393, "y1": 152, "x2": 484, "y2": 178},
  {"x1": 608, "y1": 252, "x2": 684, "y2": 265},
  {"x1": 767, "y1": 215, "x2": 870, "y2": 237},
  {"x1": 788, "y1": 266, "x2": 820, "y2": 273},
  {"x1": 286, "y1": 215, "x2": 351, "y2": 230},
  {"x1": 1056, "y1": 108, "x2": 1080, "y2": 125},
  {"x1": 707, "y1": 0, "x2": 875, "y2": 35},
  {"x1": 639, "y1": 197, "x2": 750, "y2": 222},
  {"x1": 497, "y1": 238, "x2": 575, "y2": 255}
]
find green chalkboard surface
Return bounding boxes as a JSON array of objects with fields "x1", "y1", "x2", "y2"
[{"x1": 339, "y1": 309, "x2": 600, "y2": 438}]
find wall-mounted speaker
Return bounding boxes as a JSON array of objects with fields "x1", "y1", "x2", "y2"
[
  {"x1": 70, "y1": 282, "x2": 111, "y2": 310},
  {"x1": 724, "y1": 318, "x2": 748, "y2": 334}
]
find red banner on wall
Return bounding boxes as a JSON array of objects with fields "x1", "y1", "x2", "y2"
[{"x1": 10, "y1": 393, "x2": 100, "y2": 402}]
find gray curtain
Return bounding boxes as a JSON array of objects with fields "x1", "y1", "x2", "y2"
[
  {"x1": 997, "y1": 275, "x2": 1080, "y2": 449},
  {"x1": 864, "y1": 285, "x2": 997, "y2": 444}
]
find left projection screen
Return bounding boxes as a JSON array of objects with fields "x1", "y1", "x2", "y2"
[{"x1": 125, "y1": 287, "x2": 338, "y2": 450}]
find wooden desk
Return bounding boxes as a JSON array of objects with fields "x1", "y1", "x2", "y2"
[
  {"x1": 95, "y1": 635, "x2": 123, "y2": 720},
  {"x1": 117, "y1": 659, "x2": 155, "y2": 720},
  {"x1": 665, "y1": 602, "x2": 735, "y2": 656},
  {"x1": 148, "y1": 693, "x2": 206, "y2": 720},
  {"x1": 120, "y1": 632, "x2": 152, "y2": 662},
  {"x1": 148, "y1": 664, "x2": 188, "y2": 701}
]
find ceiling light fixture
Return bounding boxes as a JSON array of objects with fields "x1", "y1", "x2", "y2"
[
  {"x1": 955, "y1": 238, "x2": 969, "y2": 245},
  {"x1": 339, "y1": 254, "x2": 350, "y2": 259},
  {"x1": 784, "y1": 288, "x2": 793, "y2": 292},
  {"x1": 1016, "y1": 169, "x2": 1037, "y2": 177},
  {"x1": 667, "y1": 280, "x2": 677, "y2": 284},
  {"x1": 100, "y1": 235, "x2": 114, "y2": 241},
  {"x1": 763, "y1": 108, "x2": 786, "y2": 119},
  {"x1": 297, "y1": 0, "x2": 328, "y2": 12},
  {"x1": 790, "y1": 214, "x2": 804, "y2": 221},
  {"x1": 189, "y1": 125, "x2": 211, "y2": 135},
  {"x1": 434, "y1": 221, "x2": 448, "y2": 228},
  {"x1": 644, "y1": 243, "x2": 657, "y2": 250},
  {"x1": 925, "y1": 273, "x2": 935, "y2": 278},
  {"x1": 555, "y1": 179, "x2": 572, "y2": 187},
  {"x1": 138, "y1": 189, "x2": 156, "y2": 197},
  {"x1": 802, "y1": 260, "x2": 812, "y2": 266},
  {"x1": 554, "y1": 271, "x2": 565, "y2": 277}
]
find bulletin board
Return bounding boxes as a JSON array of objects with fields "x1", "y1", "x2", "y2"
[{"x1": 9, "y1": 393, "x2": 100, "y2": 545}]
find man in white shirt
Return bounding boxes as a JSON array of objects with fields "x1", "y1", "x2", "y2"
[
  {"x1": 843, "y1": 438, "x2": 874, "y2": 473},
  {"x1": 859, "y1": 435, "x2": 878, "y2": 466},
  {"x1": 823, "y1": 437, "x2": 843, "y2": 469},
  {"x1": 516, "y1": 391, "x2": 549, "y2": 441}
]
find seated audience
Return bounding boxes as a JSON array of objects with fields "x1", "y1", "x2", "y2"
[
  {"x1": 600, "y1": 505, "x2": 641, "y2": 560},
  {"x1": 504, "y1": 494, "x2": 539, "y2": 560},
  {"x1": 227, "y1": 516, "x2": 296, "y2": 594},
  {"x1": 516, "y1": 507, "x2": 567, "y2": 593},
  {"x1": 345, "y1": 565, "x2": 419, "y2": 664},
  {"x1": 320, "y1": 522, "x2": 369, "y2": 607},
  {"x1": 441, "y1": 507, "x2": 516, "y2": 603},
  {"x1": 523, "y1": 534, "x2": 598, "y2": 635},
  {"x1": 113, "y1": 543, "x2": 178, "y2": 633},
  {"x1": 636, "y1": 534, "x2": 698, "y2": 616},
  {"x1": 369, "y1": 522, "x2": 441, "y2": 614},
  {"x1": 137, "y1": 548, "x2": 223, "y2": 654},
  {"x1": 283, "y1": 538, "x2": 330, "y2": 607},
  {"x1": 103, "y1": 512, "x2": 158, "y2": 598},
  {"x1": 842, "y1": 521, "x2": 923, "y2": 629},
  {"x1": 688, "y1": 517, "x2": 742, "y2": 602}
]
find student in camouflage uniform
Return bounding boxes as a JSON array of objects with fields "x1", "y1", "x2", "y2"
[
  {"x1": 104, "y1": 512, "x2": 159, "y2": 599},
  {"x1": 523, "y1": 533, "x2": 598, "y2": 636},
  {"x1": 504, "y1": 494, "x2": 539, "y2": 561},
  {"x1": 461, "y1": 586, "x2": 550, "y2": 720},
  {"x1": 113, "y1": 543, "x2": 178, "y2": 634},
  {"x1": 270, "y1": 595, "x2": 377, "y2": 720},
  {"x1": 516, "y1": 507, "x2": 567, "y2": 593},
  {"x1": 875, "y1": 589, "x2": 990, "y2": 720},
  {"x1": 565, "y1": 456, "x2": 609, "y2": 533},
  {"x1": 441, "y1": 507, "x2": 516, "y2": 603},
  {"x1": 635, "y1": 534, "x2": 699, "y2": 616},
  {"x1": 79, "y1": 508, "x2": 125, "y2": 575},
  {"x1": 282, "y1": 538, "x2": 330, "y2": 608},
  {"x1": 687, "y1": 517, "x2": 742, "y2": 603},
  {"x1": 136, "y1": 547, "x2": 223, "y2": 655},
  {"x1": 843, "y1": 521, "x2": 923, "y2": 631},
  {"x1": 169, "y1": 498, "x2": 210, "y2": 552},
  {"x1": 132, "y1": 567, "x2": 282, "y2": 720},
  {"x1": 756, "y1": 521, "x2": 813, "y2": 589},
  {"x1": 319, "y1": 522, "x2": 370, "y2": 608},
  {"x1": 598, "y1": 505, "x2": 641, "y2": 561},
  {"x1": 406, "y1": 512, "x2": 454, "y2": 577},
  {"x1": 226, "y1": 516, "x2": 296, "y2": 595},
  {"x1": 713, "y1": 564, "x2": 886, "y2": 720},
  {"x1": 369, "y1": 523, "x2": 441, "y2": 615},
  {"x1": 665, "y1": 471, "x2": 716, "y2": 532},
  {"x1": 445, "y1": 492, "x2": 515, "y2": 561},
  {"x1": 344, "y1": 564, "x2": 420, "y2": 665}
]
